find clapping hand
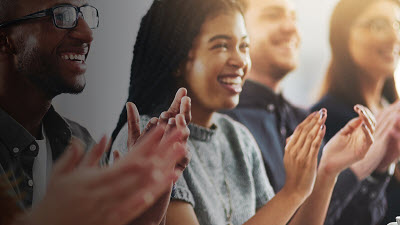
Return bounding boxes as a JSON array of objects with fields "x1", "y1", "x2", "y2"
[
  {"x1": 282, "y1": 109, "x2": 327, "y2": 200},
  {"x1": 319, "y1": 105, "x2": 375, "y2": 177}
]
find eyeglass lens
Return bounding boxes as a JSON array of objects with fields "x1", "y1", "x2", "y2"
[{"x1": 53, "y1": 6, "x2": 98, "y2": 29}]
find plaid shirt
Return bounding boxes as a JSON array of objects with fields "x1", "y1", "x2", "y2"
[{"x1": 0, "y1": 106, "x2": 96, "y2": 210}]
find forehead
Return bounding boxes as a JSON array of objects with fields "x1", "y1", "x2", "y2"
[
  {"x1": 247, "y1": 0, "x2": 296, "y2": 13},
  {"x1": 15, "y1": 0, "x2": 89, "y2": 16},
  {"x1": 356, "y1": 0, "x2": 400, "y2": 21},
  {"x1": 197, "y1": 12, "x2": 248, "y2": 41}
]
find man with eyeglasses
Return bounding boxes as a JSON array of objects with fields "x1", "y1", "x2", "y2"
[
  {"x1": 0, "y1": 1, "x2": 190, "y2": 225},
  {"x1": 222, "y1": 0, "x2": 394, "y2": 225}
]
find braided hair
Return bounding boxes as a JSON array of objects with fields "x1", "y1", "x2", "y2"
[{"x1": 112, "y1": 0, "x2": 244, "y2": 142}]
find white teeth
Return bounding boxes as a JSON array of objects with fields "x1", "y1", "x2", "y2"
[
  {"x1": 61, "y1": 54, "x2": 85, "y2": 62},
  {"x1": 219, "y1": 76, "x2": 242, "y2": 85}
]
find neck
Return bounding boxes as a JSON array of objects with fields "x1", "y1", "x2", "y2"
[
  {"x1": 0, "y1": 65, "x2": 52, "y2": 138},
  {"x1": 247, "y1": 68, "x2": 283, "y2": 92},
  {"x1": 190, "y1": 101, "x2": 215, "y2": 128},
  {"x1": 358, "y1": 70, "x2": 386, "y2": 112}
]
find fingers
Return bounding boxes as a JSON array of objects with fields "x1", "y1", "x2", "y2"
[
  {"x1": 296, "y1": 109, "x2": 326, "y2": 159},
  {"x1": 143, "y1": 117, "x2": 159, "y2": 135},
  {"x1": 180, "y1": 96, "x2": 192, "y2": 124},
  {"x1": 354, "y1": 105, "x2": 375, "y2": 133},
  {"x1": 288, "y1": 109, "x2": 326, "y2": 157},
  {"x1": 175, "y1": 114, "x2": 190, "y2": 142},
  {"x1": 168, "y1": 88, "x2": 188, "y2": 116},
  {"x1": 308, "y1": 125, "x2": 326, "y2": 160},
  {"x1": 127, "y1": 102, "x2": 141, "y2": 148},
  {"x1": 135, "y1": 117, "x2": 160, "y2": 144},
  {"x1": 52, "y1": 139, "x2": 85, "y2": 176},
  {"x1": 79, "y1": 136, "x2": 109, "y2": 168},
  {"x1": 285, "y1": 111, "x2": 317, "y2": 150},
  {"x1": 340, "y1": 117, "x2": 363, "y2": 136},
  {"x1": 159, "y1": 88, "x2": 189, "y2": 125},
  {"x1": 361, "y1": 123, "x2": 374, "y2": 146}
]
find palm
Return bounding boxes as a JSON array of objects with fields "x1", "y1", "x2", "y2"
[{"x1": 322, "y1": 125, "x2": 370, "y2": 175}]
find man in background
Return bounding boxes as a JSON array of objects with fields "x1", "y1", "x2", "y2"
[{"x1": 224, "y1": 0, "x2": 391, "y2": 224}]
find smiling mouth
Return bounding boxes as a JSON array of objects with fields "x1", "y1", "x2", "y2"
[
  {"x1": 217, "y1": 75, "x2": 243, "y2": 93},
  {"x1": 60, "y1": 53, "x2": 87, "y2": 64}
]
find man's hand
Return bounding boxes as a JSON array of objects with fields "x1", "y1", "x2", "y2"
[{"x1": 22, "y1": 124, "x2": 187, "y2": 225}]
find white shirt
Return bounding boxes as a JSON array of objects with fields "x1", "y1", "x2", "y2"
[{"x1": 32, "y1": 126, "x2": 53, "y2": 205}]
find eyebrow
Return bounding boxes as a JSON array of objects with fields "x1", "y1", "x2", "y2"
[{"x1": 208, "y1": 35, "x2": 249, "y2": 43}]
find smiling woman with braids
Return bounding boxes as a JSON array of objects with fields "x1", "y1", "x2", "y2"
[{"x1": 111, "y1": 0, "x2": 377, "y2": 224}]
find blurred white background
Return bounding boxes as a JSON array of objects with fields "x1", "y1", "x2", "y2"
[{"x1": 54, "y1": 0, "x2": 386, "y2": 140}]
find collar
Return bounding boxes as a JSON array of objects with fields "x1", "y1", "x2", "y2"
[
  {"x1": 237, "y1": 79, "x2": 285, "y2": 110},
  {"x1": 188, "y1": 123, "x2": 217, "y2": 142},
  {"x1": 0, "y1": 106, "x2": 72, "y2": 160}
]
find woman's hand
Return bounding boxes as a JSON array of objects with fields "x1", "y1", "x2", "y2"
[
  {"x1": 320, "y1": 104, "x2": 374, "y2": 178},
  {"x1": 282, "y1": 109, "x2": 327, "y2": 200}
]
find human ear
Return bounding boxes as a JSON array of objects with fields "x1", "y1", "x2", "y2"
[{"x1": 0, "y1": 32, "x2": 15, "y2": 55}]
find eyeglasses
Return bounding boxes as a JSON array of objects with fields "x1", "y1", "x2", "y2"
[
  {"x1": 357, "y1": 18, "x2": 400, "y2": 37},
  {"x1": 0, "y1": 4, "x2": 99, "y2": 29}
]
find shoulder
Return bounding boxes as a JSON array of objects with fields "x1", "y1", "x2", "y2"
[
  {"x1": 111, "y1": 115, "x2": 152, "y2": 156},
  {"x1": 64, "y1": 118, "x2": 95, "y2": 150},
  {"x1": 214, "y1": 113, "x2": 255, "y2": 138},
  {"x1": 213, "y1": 113, "x2": 260, "y2": 158}
]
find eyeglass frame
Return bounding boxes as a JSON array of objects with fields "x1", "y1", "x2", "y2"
[
  {"x1": 355, "y1": 17, "x2": 400, "y2": 37},
  {"x1": 0, "y1": 4, "x2": 99, "y2": 29}
]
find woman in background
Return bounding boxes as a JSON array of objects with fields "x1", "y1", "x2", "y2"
[
  {"x1": 112, "y1": 0, "x2": 375, "y2": 224},
  {"x1": 313, "y1": 0, "x2": 400, "y2": 223}
]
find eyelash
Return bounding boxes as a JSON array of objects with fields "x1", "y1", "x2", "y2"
[
  {"x1": 212, "y1": 43, "x2": 229, "y2": 50},
  {"x1": 211, "y1": 43, "x2": 249, "y2": 50}
]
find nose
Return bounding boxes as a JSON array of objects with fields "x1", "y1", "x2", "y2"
[
  {"x1": 228, "y1": 48, "x2": 248, "y2": 70},
  {"x1": 68, "y1": 16, "x2": 94, "y2": 43},
  {"x1": 280, "y1": 16, "x2": 298, "y2": 35}
]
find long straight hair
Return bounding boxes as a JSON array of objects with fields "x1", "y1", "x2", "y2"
[{"x1": 320, "y1": 0, "x2": 400, "y2": 106}]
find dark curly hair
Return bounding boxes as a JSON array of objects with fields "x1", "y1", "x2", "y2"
[
  {"x1": 111, "y1": 0, "x2": 244, "y2": 142},
  {"x1": 320, "y1": 0, "x2": 400, "y2": 106}
]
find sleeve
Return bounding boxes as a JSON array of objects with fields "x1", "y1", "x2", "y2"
[
  {"x1": 171, "y1": 171, "x2": 196, "y2": 207},
  {"x1": 244, "y1": 127, "x2": 275, "y2": 210},
  {"x1": 109, "y1": 115, "x2": 151, "y2": 165},
  {"x1": 324, "y1": 168, "x2": 390, "y2": 225}
]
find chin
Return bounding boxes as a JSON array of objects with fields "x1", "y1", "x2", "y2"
[{"x1": 222, "y1": 98, "x2": 239, "y2": 110}]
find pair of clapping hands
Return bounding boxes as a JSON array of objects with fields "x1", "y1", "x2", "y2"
[
  {"x1": 282, "y1": 105, "x2": 375, "y2": 199},
  {"x1": 17, "y1": 88, "x2": 191, "y2": 225}
]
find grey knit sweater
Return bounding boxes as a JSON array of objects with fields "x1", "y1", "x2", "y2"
[{"x1": 111, "y1": 113, "x2": 275, "y2": 225}]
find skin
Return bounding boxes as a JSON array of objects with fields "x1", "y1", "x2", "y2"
[
  {"x1": 347, "y1": 0, "x2": 400, "y2": 178},
  {"x1": 13, "y1": 122, "x2": 189, "y2": 225},
  {"x1": 183, "y1": 11, "x2": 250, "y2": 127},
  {"x1": 244, "y1": 0, "x2": 300, "y2": 91},
  {"x1": 0, "y1": 0, "x2": 193, "y2": 224},
  {"x1": 0, "y1": 0, "x2": 93, "y2": 138},
  {"x1": 166, "y1": 10, "x2": 375, "y2": 225}
]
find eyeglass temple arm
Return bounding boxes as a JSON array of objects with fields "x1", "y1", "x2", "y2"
[{"x1": 0, "y1": 10, "x2": 49, "y2": 29}]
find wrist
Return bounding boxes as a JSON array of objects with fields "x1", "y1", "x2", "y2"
[
  {"x1": 317, "y1": 159, "x2": 340, "y2": 180},
  {"x1": 370, "y1": 163, "x2": 395, "y2": 181},
  {"x1": 280, "y1": 184, "x2": 308, "y2": 204}
]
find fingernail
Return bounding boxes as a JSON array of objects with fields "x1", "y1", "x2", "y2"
[
  {"x1": 168, "y1": 118, "x2": 174, "y2": 125},
  {"x1": 150, "y1": 117, "x2": 158, "y2": 124},
  {"x1": 319, "y1": 109, "x2": 325, "y2": 120},
  {"x1": 321, "y1": 125, "x2": 325, "y2": 130},
  {"x1": 160, "y1": 112, "x2": 168, "y2": 119}
]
